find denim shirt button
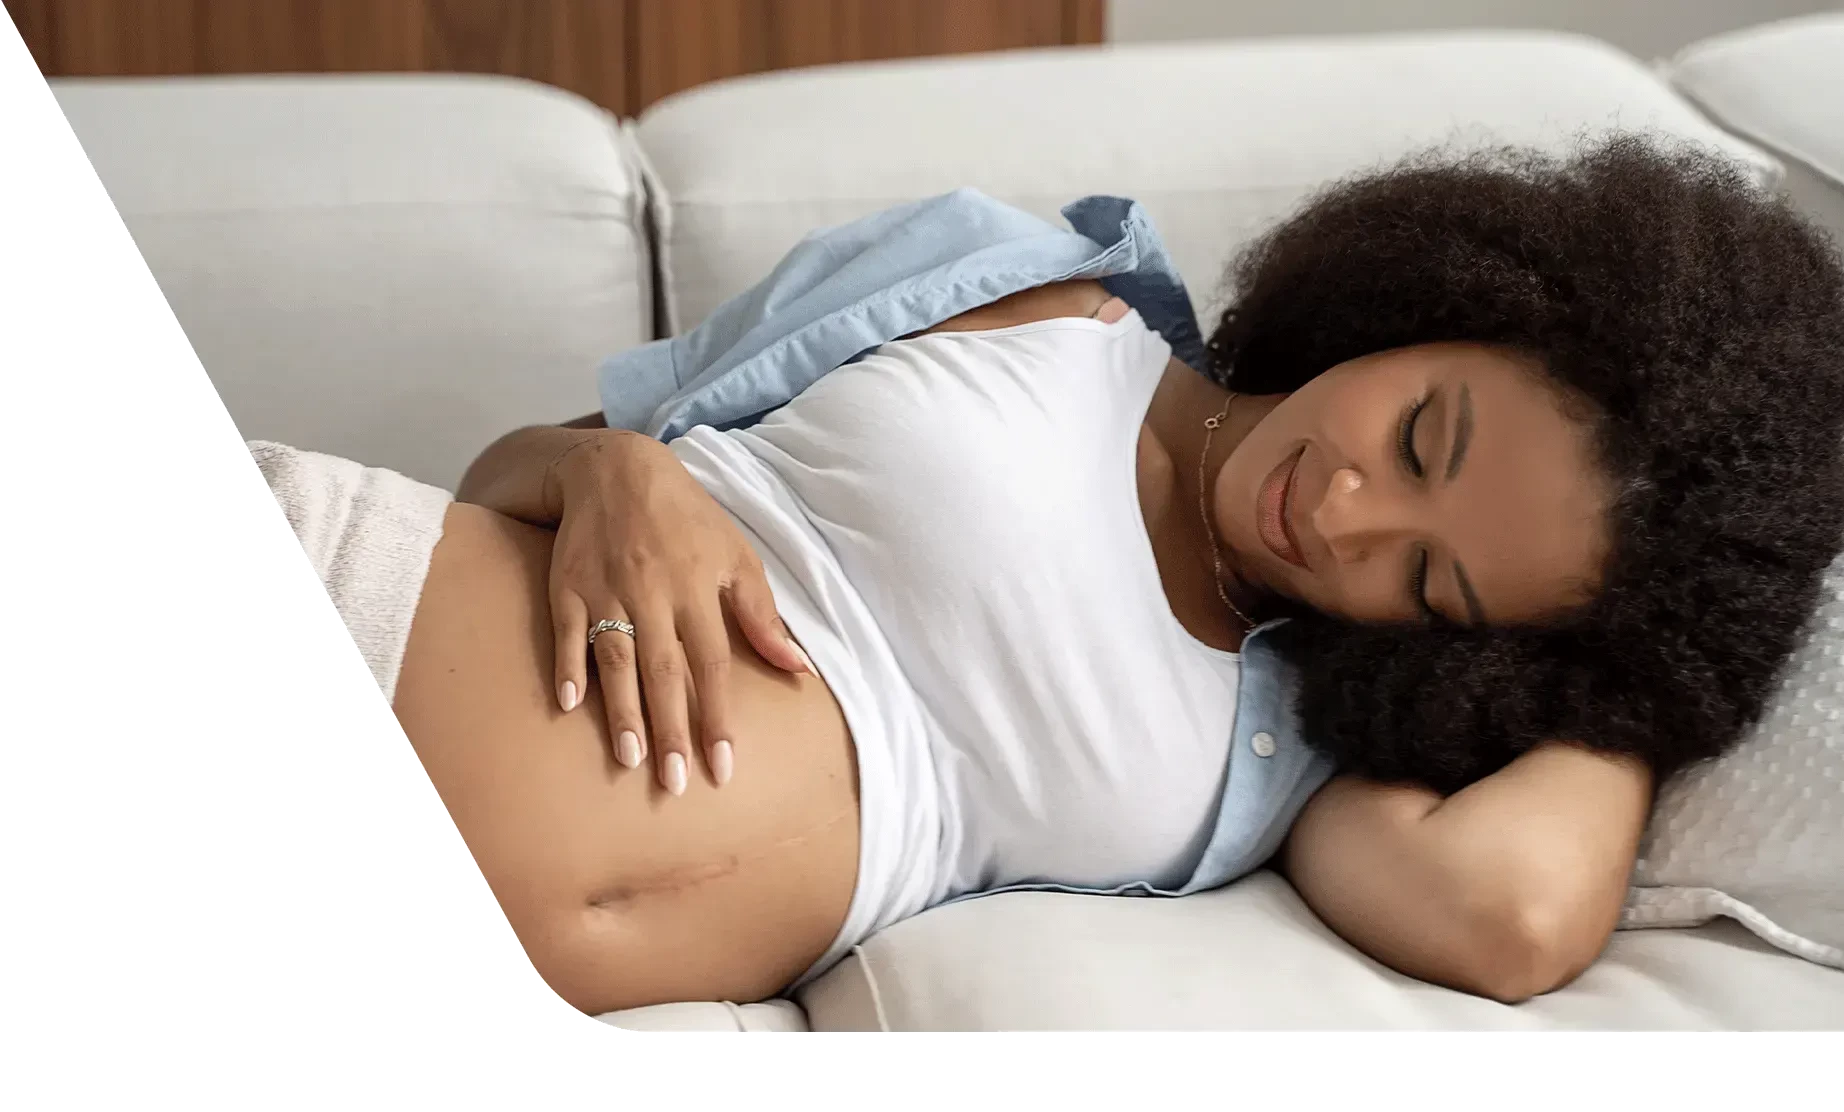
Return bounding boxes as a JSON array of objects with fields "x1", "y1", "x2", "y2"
[{"x1": 1250, "y1": 731, "x2": 1277, "y2": 758}]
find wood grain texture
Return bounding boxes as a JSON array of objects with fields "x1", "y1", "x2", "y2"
[
  {"x1": 44, "y1": 0, "x2": 203, "y2": 74},
  {"x1": 1068, "y1": 0, "x2": 1104, "y2": 45},
  {"x1": 421, "y1": 0, "x2": 628, "y2": 111},
  {"x1": 7, "y1": 0, "x2": 1102, "y2": 116},
  {"x1": 8, "y1": 0, "x2": 630, "y2": 112},
  {"x1": 630, "y1": 0, "x2": 1088, "y2": 111},
  {"x1": 198, "y1": 0, "x2": 422, "y2": 73}
]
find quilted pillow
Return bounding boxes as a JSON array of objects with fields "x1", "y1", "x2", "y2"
[{"x1": 1621, "y1": 553, "x2": 1844, "y2": 968}]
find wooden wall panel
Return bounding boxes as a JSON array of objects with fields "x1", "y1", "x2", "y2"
[
  {"x1": 6, "y1": 0, "x2": 1102, "y2": 116},
  {"x1": 1068, "y1": 0, "x2": 1105, "y2": 45},
  {"x1": 418, "y1": 0, "x2": 629, "y2": 112},
  {"x1": 630, "y1": 0, "x2": 1096, "y2": 111},
  {"x1": 5, "y1": 0, "x2": 631, "y2": 113},
  {"x1": 18, "y1": 0, "x2": 232, "y2": 73},
  {"x1": 198, "y1": 0, "x2": 423, "y2": 73}
]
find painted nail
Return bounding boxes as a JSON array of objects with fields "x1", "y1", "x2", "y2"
[
  {"x1": 559, "y1": 680, "x2": 579, "y2": 713},
  {"x1": 790, "y1": 642, "x2": 816, "y2": 674},
  {"x1": 616, "y1": 730, "x2": 643, "y2": 769},
  {"x1": 664, "y1": 752, "x2": 688, "y2": 797},
  {"x1": 710, "y1": 740, "x2": 734, "y2": 786}
]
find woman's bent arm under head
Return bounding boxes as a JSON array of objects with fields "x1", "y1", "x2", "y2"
[{"x1": 1280, "y1": 742, "x2": 1651, "y2": 1003}]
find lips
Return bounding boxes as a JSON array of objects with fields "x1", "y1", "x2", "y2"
[{"x1": 1256, "y1": 446, "x2": 1308, "y2": 568}]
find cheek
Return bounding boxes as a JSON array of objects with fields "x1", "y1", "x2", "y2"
[
  {"x1": 1317, "y1": 373, "x2": 1412, "y2": 447},
  {"x1": 1225, "y1": 377, "x2": 1393, "y2": 521},
  {"x1": 1272, "y1": 368, "x2": 1405, "y2": 455}
]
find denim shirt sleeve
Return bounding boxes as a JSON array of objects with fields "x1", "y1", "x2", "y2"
[{"x1": 597, "y1": 188, "x2": 1210, "y2": 439}]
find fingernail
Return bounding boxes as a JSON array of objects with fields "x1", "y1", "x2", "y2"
[
  {"x1": 790, "y1": 642, "x2": 816, "y2": 674},
  {"x1": 559, "y1": 681, "x2": 578, "y2": 713},
  {"x1": 710, "y1": 740, "x2": 734, "y2": 786},
  {"x1": 664, "y1": 752, "x2": 688, "y2": 797},
  {"x1": 616, "y1": 730, "x2": 642, "y2": 768}
]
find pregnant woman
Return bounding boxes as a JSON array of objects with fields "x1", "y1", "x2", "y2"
[{"x1": 258, "y1": 137, "x2": 1844, "y2": 1016}]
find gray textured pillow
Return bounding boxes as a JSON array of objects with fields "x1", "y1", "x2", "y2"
[{"x1": 1620, "y1": 553, "x2": 1844, "y2": 969}]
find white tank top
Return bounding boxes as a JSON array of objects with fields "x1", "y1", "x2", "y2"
[{"x1": 669, "y1": 310, "x2": 1240, "y2": 980}]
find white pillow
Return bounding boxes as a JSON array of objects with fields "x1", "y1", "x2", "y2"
[{"x1": 1621, "y1": 553, "x2": 1844, "y2": 968}]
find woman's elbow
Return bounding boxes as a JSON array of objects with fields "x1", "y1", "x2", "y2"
[{"x1": 1465, "y1": 898, "x2": 1603, "y2": 1004}]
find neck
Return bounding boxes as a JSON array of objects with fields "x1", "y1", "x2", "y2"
[
  {"x1": 1139, "y1": 358, "x2": 1284, "y2": 643},
  {"x1": 1145, "y1": 360, "x2": 1277, "y2": 528}
]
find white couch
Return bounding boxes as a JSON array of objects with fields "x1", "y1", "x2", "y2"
[{"x1": 51, "y1": 20, "x2": 1844, "y2": 1030}]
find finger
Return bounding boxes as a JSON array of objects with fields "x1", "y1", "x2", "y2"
[
  {"x1": 550, "y1": 588, "x2": 590, "y2": 714},
  {"x1": 634, "y1": 606, "x2": 693, "y2": 797},
  {"x1": 727, "y1": 567, "x2": 811, "y2": 675},
  {"x1": 1093, "y1": 295, "x2": 1129, "y2": 324},
  {"x1": 679, "y1": 612, "x2": 735, "y2": 788},
  {"x1": 588, "y1": 607, "x2": 647, "y2": 772}
]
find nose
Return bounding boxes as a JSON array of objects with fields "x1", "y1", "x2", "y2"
[{"x1": 1311, "y1": 466, "x2": 1412, "y2": 565}]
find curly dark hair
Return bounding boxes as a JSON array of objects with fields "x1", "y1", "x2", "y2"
[{"x1": 1205, "y1": 132, "x2": 1844, "y2": 793}]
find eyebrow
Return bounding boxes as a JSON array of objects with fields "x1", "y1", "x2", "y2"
[
  {"x1": 1444, "y1": 381, "x2": 1474, "y2": 483},
  {"x1": 1453, "y1": 560, "x2": 1487, "y2": 626}
]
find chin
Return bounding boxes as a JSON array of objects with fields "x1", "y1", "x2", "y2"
[
  {"x1": 1226, "y1": 548, "x2": 1307, "y2": 621},
  {"x1": 1248, "y1": 589, "x2": 1322, "y2": 626}
]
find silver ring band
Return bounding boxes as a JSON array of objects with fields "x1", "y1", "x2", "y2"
[{"x1": 588, "y1": 618, "x2": 636, "y2": 646}]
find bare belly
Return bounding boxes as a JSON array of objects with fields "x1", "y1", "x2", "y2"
[{"x1": 391, "y1": 502, "x2": 860, "y2": 1014}]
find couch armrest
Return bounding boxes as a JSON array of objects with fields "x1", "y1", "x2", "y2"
[
  {"x1": 1667, "y1": 14, "x2": 1844, "y2": 255},
  {"x1": 1669, "y1": 14, "x2": 1844, "y2": 189}
]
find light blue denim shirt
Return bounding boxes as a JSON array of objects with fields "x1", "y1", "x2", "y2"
[{"x1": 599, "y1": 189, "x2": 1335, "y2": 901}]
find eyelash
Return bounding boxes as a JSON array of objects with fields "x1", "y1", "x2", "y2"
[
  {"x1": 1399, "y1": 392, "x2": 1435, "y2": 618},
  {"x1": 1411, "y1": 547, "x2": 1435, "y2": 620},
  {"x1": 1397, "y1": 394, "x2": 1429, "y2": 479}
]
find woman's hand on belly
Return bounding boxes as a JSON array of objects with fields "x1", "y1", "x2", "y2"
[
  {"x1": 540, "y1": 427, "x2": 817, "y2": 795},
  {"x1": 392, "y1": 504, "x2": 861, "y2": 1013}
]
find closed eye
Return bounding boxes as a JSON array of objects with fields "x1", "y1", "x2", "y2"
[
  {"x1": 1410, "y1": 546, "x2": 1435, "y2": 620},
  {"x1": 1397, "y1": 394, "x2": 1429, "y2": 479},
  {"x1": 1399, "y1": 392, "x2": 1436, "y2": 618}
]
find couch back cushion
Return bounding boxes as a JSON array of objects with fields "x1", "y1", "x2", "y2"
[
  {"x1": 1667, "y1": 13, "x2": 1844, "y2": 259},
  {"x1": 632, "y1": 31, "x2": 1780, "y2": 337},
  {"x1": 54, "y1": 75, "x2": 652, "y2": 488}
]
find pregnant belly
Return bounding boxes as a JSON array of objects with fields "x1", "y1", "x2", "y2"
[{"x1": 390, "y1": 502, "x2": 860, "y2": 1012}]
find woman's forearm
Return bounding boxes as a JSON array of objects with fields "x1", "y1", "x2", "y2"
[
  {"x1": 456, "y1": 413, "x2": 609, "y2": 526},
  {"x1": 1282, "y1": 777, "x2": 1531, "y2": 999},
  {"x1": 1282, "y1": 743, "x2": 1651, "y2": 1003},
  {"x1": 1410, "y1": 744, "x2": 1651, "y2": 1000}
]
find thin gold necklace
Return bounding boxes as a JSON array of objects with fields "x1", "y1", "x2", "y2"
[
  {"x1": 1102, "y1": 293, "x2": 1252, "y2": 631},
  {"x1": 1198, "y1": 394, "x2": 1254, "y2": 628}
]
